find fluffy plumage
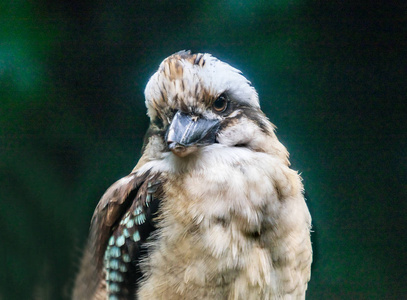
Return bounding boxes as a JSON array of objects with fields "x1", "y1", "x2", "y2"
[{"x1": 73, "y1": 51, "x2": 312, "y2": 300}]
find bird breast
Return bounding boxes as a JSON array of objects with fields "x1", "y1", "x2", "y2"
[{"x1": 136, "y1": 144, "x2": 311, "y2": 299}]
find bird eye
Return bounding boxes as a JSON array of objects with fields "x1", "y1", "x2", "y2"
[{"x1": 212, "y1": 95, "x2": 228, "y2": 113}]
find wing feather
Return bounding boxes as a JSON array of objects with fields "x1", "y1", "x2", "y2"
[{"x1": 73, "y1": 169, "x2": 164, "y2": 300}]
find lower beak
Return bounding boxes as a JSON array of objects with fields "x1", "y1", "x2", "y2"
[{"x1": 166, "y1": 111, "x2": 220, "y2": 157}]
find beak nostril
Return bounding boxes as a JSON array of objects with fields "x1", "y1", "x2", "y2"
[{"x1": 168, "y1": 142, "x2": 193, "y2": 158}]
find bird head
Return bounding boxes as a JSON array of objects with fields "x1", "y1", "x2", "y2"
[{"x1": 140, "y1": 50, "x2": 288, "y2": 164}]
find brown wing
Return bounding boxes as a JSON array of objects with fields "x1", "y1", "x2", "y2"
[{"x1": 72, "y1": 169, "x2": 164, "y2": 300}]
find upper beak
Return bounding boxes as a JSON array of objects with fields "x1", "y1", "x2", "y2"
[{"x1": 166, "y1": 111, "x2": 220, "y2": 157}]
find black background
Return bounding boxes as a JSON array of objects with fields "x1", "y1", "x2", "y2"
[{"x1": 1, "y1": 1, "x2": 406, "y2": 299}]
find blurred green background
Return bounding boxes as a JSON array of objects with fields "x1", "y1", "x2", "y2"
[{"x1": 1, "y1": 1, "x2": 406, "y2": 299}]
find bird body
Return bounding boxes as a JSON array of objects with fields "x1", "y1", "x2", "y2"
[{"x1": 73, "y1": 51, "x2": 312, "y2": 300}]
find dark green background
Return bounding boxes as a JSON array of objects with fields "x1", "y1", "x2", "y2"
[{"x1": 1, "y1": 1, "x2": 406, "y2": 299}]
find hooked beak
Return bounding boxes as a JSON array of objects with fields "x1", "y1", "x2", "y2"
[{"x1": 166, "y1": 111, "x2": 220, "y2": 157}]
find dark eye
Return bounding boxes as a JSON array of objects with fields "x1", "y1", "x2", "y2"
[{"x1": 212, "y1": 95, "x2": 228, "y2": 113}]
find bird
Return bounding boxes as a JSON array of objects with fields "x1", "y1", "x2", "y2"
[{"x1": 72, "y1": 50, "x2": 312, "y2": 300}]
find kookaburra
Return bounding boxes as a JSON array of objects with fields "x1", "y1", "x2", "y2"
[{"x1": 73, "y1": 51, "x2": 312, "y2": 300}]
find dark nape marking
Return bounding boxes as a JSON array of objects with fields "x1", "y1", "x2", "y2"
[
  {"x1": 274, "y1": 183, "x2": 283, "y2": 201},
  {"x1": 236, "y1": 104, "x2": 271, "y2": 134},
  {"x1": 219, "y1": 115, "x2": 239, "y2": 131}
]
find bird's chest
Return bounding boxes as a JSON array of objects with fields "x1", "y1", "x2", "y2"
[
  {"x1": 137, "y1": 152, "x2": 309, "y2": 299},
  {"x1": 163, "y1": 159, "x2": 275, "y2": 239},
  {"x1": 148, "y1": 160, "x2": 277, "y2": 285},
  {"x1": 137, "y1": 160, "x2": 283, "y2": 299}
]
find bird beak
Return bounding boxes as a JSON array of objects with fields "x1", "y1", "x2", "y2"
[{"x1": 166, "y1": 111, "x2": 220, "y2": 157}]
